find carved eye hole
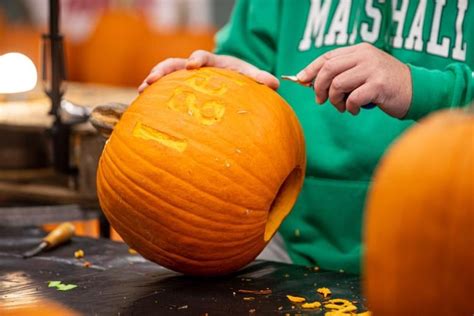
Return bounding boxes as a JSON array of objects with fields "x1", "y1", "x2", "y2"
[
  {"x1": 206, "y1": 77, "x2": 226, "y2": 91},
  {"x1": 200, "y1": 103, "x2": 217, "y2": 118},
  {"x1": 194, "y1": 76, "x2": 206, "y2": 86},
  {"x1": 186, "y1": 74, "x2": 228, "y2": 96},
  {"x1": 199, "y1": 101, "x2": 226, "y2": 126},
  {"x1": 168, "y1": 88, "x2": 193, "y2": 112}
]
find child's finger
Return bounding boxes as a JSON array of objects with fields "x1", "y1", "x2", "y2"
[
  {"x1": 186, "y1": 50, "x2": 216, "y2": 69},
  {"x1": 237, "y1": 62, "x2": 280, "y2": 89},
  {"x1": 138, "y1": 58, "x2": 186, "y2": 92},
  {"x1": 138, "y1": 81, "x2": 148, "y2": 93},
  {"x1": 146, "y1": 58, "x2": 187, "y2": 84},
  {"x1": 253, "y1": 70, "x2": 280, "y2": 90},
  {"x1": 189, "y1": 53, "x2": 280, "y2": 90}
]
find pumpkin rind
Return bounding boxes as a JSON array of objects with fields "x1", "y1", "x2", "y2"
[
  {"x1": 364, "y1": 109, "x2": 474, "y2": 315},
  {"x1": 97, "y1": 67, "x2": 306, "y2": 276}
]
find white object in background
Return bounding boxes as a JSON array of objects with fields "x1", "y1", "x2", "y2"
[
  {"x1": 184, "y1": 0, "x2": 212, "y2": 32},
  {"x1": 22, "y1": 0, "x2": 106, "y2": 43},
  {"x1": 147, "y1": 0, "x2": 180, "y2": 31},
  {"x1": 146, "y1": 0, "x2": 212, "y2": 32},
  {"x1": 0, "y1": 53, "x2": 38, "y2": 94}
]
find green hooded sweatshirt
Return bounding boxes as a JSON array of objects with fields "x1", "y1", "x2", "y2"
[{"x1": 215, "y1": 0, "x2": 474, "y2": 274}]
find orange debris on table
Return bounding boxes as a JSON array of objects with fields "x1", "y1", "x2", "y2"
[
  {"x1": 317, "y1": 287, "x2": 332, "y2": 298},
  {"x1": 74, "y1": 249, "x2": 84, "y2": 258},
  {"x1": 286, "y1": 295, "x2": 306, "y2": 303},
  {"x1": 238, "y1": 289, "x2": 272, "y2": 295},
  {"x1": 302, "y1": 301, "x2": 322, "y2": 309},
  {"x1": 324, "y1": 298, "x2": 357, "y2": 314}
]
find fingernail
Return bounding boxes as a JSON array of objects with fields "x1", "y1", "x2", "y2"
[
  {"x1": 296, "y1": 71, "x2": 306, "y2": 81},
  {"x1": 138, "y1": 83, "x2": 147, "y2": 92},
  {"x1": 186, "y1": 58, "x2": 198, "y2": 67}
]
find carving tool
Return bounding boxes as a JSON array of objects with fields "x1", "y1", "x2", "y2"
[
  {"x1": 22, "y1": 222, "x2": 75, "y2": 258},
  {"x1": 281, "y1": 75, "x2": 377, "y2": 109}
]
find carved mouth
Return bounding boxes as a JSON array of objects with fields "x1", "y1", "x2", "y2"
[{"x1": 132, "y1": 122, "x2": 188, "y2": 153}]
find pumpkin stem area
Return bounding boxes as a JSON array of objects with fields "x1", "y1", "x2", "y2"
[{"x1": 264, "y1": 167, "x2": 303, "y2": 242}]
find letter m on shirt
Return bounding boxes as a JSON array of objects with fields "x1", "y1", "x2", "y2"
[{"x1": 299, "y1": 0, "x2": 332, "y2": 50}]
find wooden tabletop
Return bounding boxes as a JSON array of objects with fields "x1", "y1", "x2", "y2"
[{"x1": 0, "y1": 82, "x2": 137, "y2": 131}]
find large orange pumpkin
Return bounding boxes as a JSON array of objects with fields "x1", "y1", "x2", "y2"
[
  {"x1": 0, "y1": 299, "x2": 79, "y2": 316},
  {"x1": 97, "y1": 67, "x2": 306, "y2": 276},
  {"x1": 364, "y1": 109, "x2": 474, "y2": 315}
]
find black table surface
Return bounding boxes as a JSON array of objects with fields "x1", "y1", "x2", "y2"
[{"x1": 0, "y1": 227, "x2": 367, "y2": 315}]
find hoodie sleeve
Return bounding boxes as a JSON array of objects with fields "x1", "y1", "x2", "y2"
[
  {"x1": 214, "y1": 0, "x2": 280, "y2": 74},
  {"x1": 404, "y1": 63, "x2": 474, "y2": 121}
]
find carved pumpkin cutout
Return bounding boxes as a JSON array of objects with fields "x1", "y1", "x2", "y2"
[{"x1": 96, "y1": 67, "x2": 306, "y2": 276}]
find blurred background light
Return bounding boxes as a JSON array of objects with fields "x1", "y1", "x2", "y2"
[{"x1": 0, "y1": 52, "x2": 38, "y2": 94}]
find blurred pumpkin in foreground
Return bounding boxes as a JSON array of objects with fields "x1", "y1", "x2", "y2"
[
  {"x1": 0, "y1": 299, "x2": 79, "y2": 316},
  {"x1": 365, "y1": 109, "x2": 474, "y2": 315},
  {"x1": 97, "y1": 67, "x2": 306, "y2": 276}
]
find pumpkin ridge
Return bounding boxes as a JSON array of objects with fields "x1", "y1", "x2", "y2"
[
  {"x1": 101, "y1": 151, "x2": 267, "y2": 233},
  {"x1": 110, "y1": 131, "x2": 269, "y2": 210},
  {"x1": 99, "y1": 200, "x2": 182, "y2": 267},
  {"x1": 247, "y1": 87, "x2": 302, "y2": 147},
  {"x1": 104, "y1": 142, "x2": 265, "y2": 219},
  {"x1": 184, "y1": 142, "x2": 278, "y2": 197},
  {"x1": 106, "y1": 199, "x2": 263, "y2": 264},
  {"x1": 97, "y1": 67, "x2": 306, "y2": 275},
  {"x1": 126, "y1": 83, "x2": 291, "y2": 184},
  {"x1": 102, "y1": 189, "x2": 263, "y2": 265},
  {"x1": 185, "y1": 151, "x2": 275, "y2": 199},
  {"x1": 105, "y1": 141, "x2": 268, "y2": 222},
  {"x1": 124, "y1": 110, "x2": 283, "y2": 191},
  {"x1": 99, "y1": 166, "x2": 264, "y2": 251}
]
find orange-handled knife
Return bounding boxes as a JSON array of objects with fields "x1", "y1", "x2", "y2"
[{"x1": 22, "y1": 222, "x2": 75, "y2": 258}]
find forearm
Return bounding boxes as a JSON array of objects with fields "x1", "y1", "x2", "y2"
[{"x1": 404, "y1": 63, "x2": 474, "y2": 121}]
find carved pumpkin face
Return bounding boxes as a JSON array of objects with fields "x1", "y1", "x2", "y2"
[
  {"x1": 364, "y1": 109, "x2": 474, "y2": 315},
  {"x1": 97, "y1": 67, "x2": 306, "y2": 276}
]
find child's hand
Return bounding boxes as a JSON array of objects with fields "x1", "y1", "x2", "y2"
[
  {"x1": 139, "y1": 50, "x2": 279, "y2": 93},
  {"x1": 297, "y1": 43, "x2": 412, "y2": 118}
]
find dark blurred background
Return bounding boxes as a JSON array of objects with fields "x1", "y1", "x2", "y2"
[
  {"x1": 0, "y1": 0, "x2": 235, "y2": 239},
  {"x1": 0, "y1": 0, "x2": 235, "y2": 87}
]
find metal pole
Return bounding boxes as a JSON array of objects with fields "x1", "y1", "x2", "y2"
[
  {"x1": 48, "y1": 0, "x2": 62, "y2": 117},
  {"x1": 46, "y1": 0, "x2": 72, "y2": 174}
]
